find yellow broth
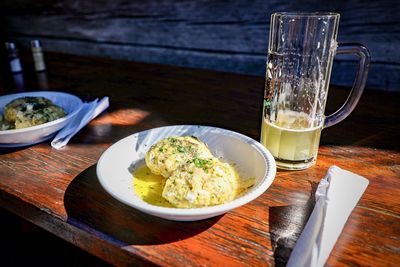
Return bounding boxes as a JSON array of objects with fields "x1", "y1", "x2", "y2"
[
  {"x1": 133, "y1": 163, "x2": 254, "y2": 208},
  {"x1": 133, "y1": 164, "x2": 173, "y2": 207}
]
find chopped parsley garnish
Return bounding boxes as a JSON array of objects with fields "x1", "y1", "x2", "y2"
[
  {"x1": 177, "y1": 146, "x2": 186, "y2": 153},
  {"x1": 192, "y1": 158, "x2": 212, "y2": 171},
  {"x1": 32, "y1": 103, "x2": 47, "y2": 110},
  {"x1": 168, "y1": 137, "x2": 178, "y2": 144}
]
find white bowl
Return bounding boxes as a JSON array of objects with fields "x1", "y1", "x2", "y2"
[
  {"x1": 0, "y1": 91, "x2": 83, "y2": 147},
  {"x1": 97, "y1": 125, "x2": 276, "y2": 221}
]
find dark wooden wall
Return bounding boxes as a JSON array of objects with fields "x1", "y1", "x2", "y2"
[{"x1": 0, "y1": 0, "x2": 399, "y2": 91}]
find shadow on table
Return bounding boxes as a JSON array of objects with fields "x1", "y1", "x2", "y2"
[
  {"x1": 268, "y1": 181, "x2": 319, "y2": 266},
  {"x1": 0, "y1": 144, "x2": 36, "y2": 155},
  {"x1": 64, "y1": 164, "x2": 220, "y2": 246}
]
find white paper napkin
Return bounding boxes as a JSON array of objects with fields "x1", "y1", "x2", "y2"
[
  {"x1": 287, "y1": 165, "x2": 369, "y2": 267},
  {"x1": 51, "y1": 96, "x2": 109, "y2": 149}
]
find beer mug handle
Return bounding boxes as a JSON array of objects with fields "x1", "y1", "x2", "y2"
[{"x1": 324, "y1": 43, "x2": 371, "y2": 128}]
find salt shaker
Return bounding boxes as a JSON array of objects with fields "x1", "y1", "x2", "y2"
[
  {"x1": 5, "y1": 42, "x2": 22, "y2": 73},
  {"x1": 31, "y1": 40, "x2": 46, "y2": 72}
]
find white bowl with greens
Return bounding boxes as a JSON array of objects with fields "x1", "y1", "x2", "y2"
[
  {"x1": 97, "y1": 125, "x2": 277, "y2": 221},
  {"x1": 0, "y1": 91, "x2": 82, "y2": 147}
]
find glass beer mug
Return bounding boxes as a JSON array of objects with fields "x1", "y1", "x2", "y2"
[{"x1": 261, "y1": 12, "x2": 370, "y2": 170}]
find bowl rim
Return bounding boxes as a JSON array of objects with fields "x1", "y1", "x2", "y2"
[{"x1": 96, "y1": 125, "x2": 277, "y2": 217}]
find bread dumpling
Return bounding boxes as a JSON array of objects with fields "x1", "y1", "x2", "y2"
[
  {"x1": 144, "y1": 136, "x2": 255, "y2": 209},
  {"x1": 4, "y1": 97, "x2": 52, "y2": 122},
  {"x1": 3, "y1": 97, "x2": 66, "y2": 129},
  {"x1": 145, "y1": 136, "x2": 213, "y2": 178},
  {"x1": 0, "y1": 115, "x2": 13, "y2": 130},
  {"x1": 162, "y1": 157, "x2": 239, "y2": 208}
]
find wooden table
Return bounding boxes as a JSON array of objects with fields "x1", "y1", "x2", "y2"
[{"x1": 0, "y1": 52, "x2": 399, "y2": 266}]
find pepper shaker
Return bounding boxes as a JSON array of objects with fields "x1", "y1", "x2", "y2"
[
  {"x1": 5, "y1": 42, "x2": 22, "y2": 73},
  {"x1": 31, "y1": 40, "x2": 46, "y2": 72}
]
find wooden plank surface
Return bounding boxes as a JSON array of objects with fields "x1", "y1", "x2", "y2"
[
  {"x1": 0, "y1": 52, "x2": 399, "y2": 266},
  {"x1": 0, "y1": 0, "x2": 399, "y2": 90}
]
